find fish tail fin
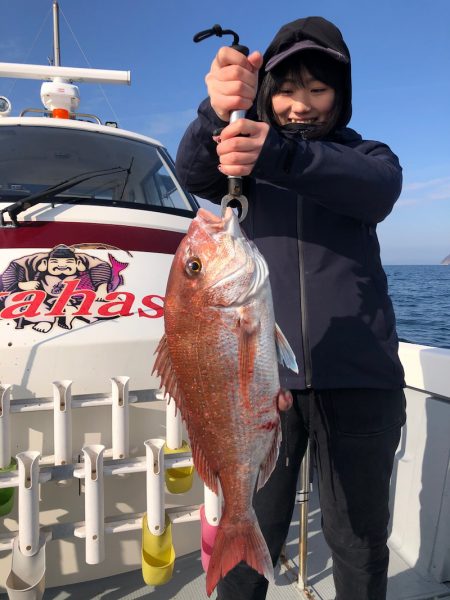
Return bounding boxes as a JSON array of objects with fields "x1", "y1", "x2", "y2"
[{"x1": 205, "y1": 514, "x2": 273, "y2": 597}]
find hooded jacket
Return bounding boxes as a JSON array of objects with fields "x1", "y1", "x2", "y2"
[{"x1": 175, "y1": 17, "x2": 405, "y2": 391}]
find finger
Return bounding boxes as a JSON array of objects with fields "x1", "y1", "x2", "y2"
[
  {"x1": 213, "y1": 64, "x2": 257, "y2": 86},
  {"x1": 209, "y1": 94, "x2": 255, "y2": 115},
  {"x1": 219, "y1": 119, "x2": 263, "y2": 140},
  {"x1": 208, "y1": 75, "x2": 256, "y2": 110},
  {"x1": 218, "y1": 164, "x2": 254, "y2": 177},
  {"x1": 248, "y1": 50, "x2": 263, "y2": 71},
  {"x1": 218, "y1": 150, "x2": 259, "y2": 165},
  {"x1": 207, "y1": 78, "x2": 256, "y2": 103},
  {"x1": 216, "y1": 46, "x2": 256, "y2": 71},
  {"x1": 277, "y1": 389, "x2": 293, "y2": 412},
  {"x1": 216, "y1": 138, "x2": 260, "y2": 156}
]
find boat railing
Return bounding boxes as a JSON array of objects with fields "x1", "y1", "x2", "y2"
[{"x1": 18, "y1": 108, "x2": 102, "y2": 124}]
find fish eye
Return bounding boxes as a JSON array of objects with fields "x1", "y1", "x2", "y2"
[{"x1": 186, "y1": 256, "x2": 202, "y2": 276}]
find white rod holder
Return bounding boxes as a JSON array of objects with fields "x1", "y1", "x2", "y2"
[
  {"x1": 0, "y1": 384, "x2": 11, "y2": 467},
  {"x1": 144, "y1": 439, "x2": 165, "y2": 535},
  {"x1": 83, "y1": 444, "x2": 105, "y2": 565},
  {"x1": 111, "y1": 377, "x2": 130, "y2": 459},
  {"x1": 53, "y1": 380, "x2": 72, "y2": 466},
  {"x1": 166, "y1": 397, "x2": 182, "y2": 450},
  {"x1": 204, "y1": 483, "x2": 222, "y2": 526},
  {"x1": 16, "y1": 451, "x2": 41, "y2": 556}
]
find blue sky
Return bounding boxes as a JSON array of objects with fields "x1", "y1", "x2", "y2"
[{"x1": 0, "y1": 0, "x2": 449, "y2": 264}]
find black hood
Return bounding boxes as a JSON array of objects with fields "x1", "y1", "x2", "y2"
[{"x1": 261, "y1": 16, "x2": 352, "y2": 127}]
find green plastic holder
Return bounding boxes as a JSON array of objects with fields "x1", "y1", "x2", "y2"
[{"x1": 0, "y1": 458, "x2": 17, "y2": 517}]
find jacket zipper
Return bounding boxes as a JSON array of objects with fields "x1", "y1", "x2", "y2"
[{"x1": 297, "y1": 195, "x2": 313, "y2": 388}]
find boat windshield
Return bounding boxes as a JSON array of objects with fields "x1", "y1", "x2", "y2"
[{"x1": 0, "y1": 125, "x2": 197, "y2": 216}]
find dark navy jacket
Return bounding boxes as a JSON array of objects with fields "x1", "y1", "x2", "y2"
[{"x1": 175, "y1": 98, "x2": 405, "y2": 391}]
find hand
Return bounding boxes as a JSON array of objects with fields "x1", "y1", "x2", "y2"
[
  {"x1": 95, "y1": 283, "x2": 109, "y2": 302},
  {"x1": 18, "y1": 281, "x2": 40, "y2": 291},
  {"x1": 216, "y1": 118, "x2": 270, "y2": 176},
  {"x1": 206, "y1": 47, "x2": 263, "y2": 122},
  {"x1": 277, "y1": 389, "x2": 293, "y2": 412}
]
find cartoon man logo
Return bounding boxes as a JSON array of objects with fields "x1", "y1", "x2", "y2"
[
  {"x1": 44, "y1": 247, "x2": 80, "y2": 278},
  {"x1": 0, "y1": 244, "x2": 128, "y2": 332}
]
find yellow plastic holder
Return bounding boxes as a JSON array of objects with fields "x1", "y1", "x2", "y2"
[
  {"x1": 142, "y1": 513, "x2": 175, "y2": 586},
  {"x1": 0, "y1": 458, "x2": 16, "y2": 517},
  {"x1": 164, "y1": 441, "x2": 194, "y2": 494}
]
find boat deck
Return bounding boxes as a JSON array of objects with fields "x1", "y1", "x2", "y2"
[{"x1": 4, "y1": 482, "x2": 447, "y2": 600}]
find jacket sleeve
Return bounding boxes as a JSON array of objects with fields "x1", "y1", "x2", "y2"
[
  {"x1": 175, "y1": 99, "x2": 229, "y2": 203},
  {"x1": 251, "y1": 126, "x2": 403, "y2": 224}
]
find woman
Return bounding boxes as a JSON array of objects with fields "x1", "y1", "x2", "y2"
[{"x1": 175, "y1": 16, "x2": 406, "y2": 600}]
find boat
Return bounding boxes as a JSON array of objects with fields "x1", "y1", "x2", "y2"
[{"x1": 0, "y1": 3, "x2": 449, "y2": 599}]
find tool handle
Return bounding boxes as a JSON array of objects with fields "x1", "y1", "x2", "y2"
[
  {"x1": 228, "y1": 45, "x2": 249, "y2": 198},
  {"x1": 193, "y1": 26, "x2": 249, "y2": 207},
  {"x1": 229, "y1": 41, "x2": 249, "y2": 123}
]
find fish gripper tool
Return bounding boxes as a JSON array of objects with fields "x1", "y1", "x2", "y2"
[{"x1": 194, "y1": 24, "x2": 250, "y2": 223}]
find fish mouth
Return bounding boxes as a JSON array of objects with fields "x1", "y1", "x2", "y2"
[
  {"x1": 223, "y1": 206, "x2": 243, "y2": 239},
  {"x1": 196, "y1": 206, "x2": 243, "y2": 240}
]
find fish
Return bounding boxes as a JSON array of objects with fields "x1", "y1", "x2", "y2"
[{"x1": 153, "y1": 207, "x2": 298, "y2": 596}]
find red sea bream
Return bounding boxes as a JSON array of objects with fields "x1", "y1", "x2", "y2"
[{"x1": 153, "y1": 207, "x2": 298, "y2": 595}]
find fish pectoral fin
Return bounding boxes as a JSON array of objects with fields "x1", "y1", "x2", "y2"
[
  {"x1": 238, "y1": 309, "x2": 260, "y2": 409},
  {"x1": 275, "y1": 323, "x2": 299, "y2": 374},
  {"x1": 152, "y1": 334, "x2": 186, "y2": 416},
  {"x1": 257, "y1": 418, "x2": 281, "y2": 490}
]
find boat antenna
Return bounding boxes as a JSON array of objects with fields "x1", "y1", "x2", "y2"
[{"x1": 53, "y1": 1, "x2": 61, "y2": 66}]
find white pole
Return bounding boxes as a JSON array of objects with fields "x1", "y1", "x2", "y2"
[
  {"x1": 52, "y1": 0, "x2": 61, "y2": 67},
  {"x1": 53, "y1": 380, "x2": 72, "y2": 466},
  {"x1": 111, "y1": 377, "x2": 129, "y2": 460},
  {"x1": 165, "y1": 398, "x2": 182, "y2": 450},
  {"x1": 16, "y1": 451, "x2": 40, "y2": 556},
  {"x1": 144, "y1": 439, "x2": 165, "y2": 535},
  {"x1": 0, "y1": 384, "x2": 11, "y2": 468},
  {"x1": 204, "y1": 483, "x2": 222, "y2": 526},
  {"x1": 298, "y1": 442, "x2": 311, "y2": 590},
  {"x1": 83, "y1": 444, "x2": 105, "y2": 564},
  {"x1": 0, "y1": 63, "x2": 130, "y2": 85}
]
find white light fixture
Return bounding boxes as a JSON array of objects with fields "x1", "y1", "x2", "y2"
[{"x1": 0, "y1": 96, "x2": 12, "y2": 117}]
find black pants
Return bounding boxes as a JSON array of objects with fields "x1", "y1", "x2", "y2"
[{"x1": 216, "y1": 388, "x2": 406, "y2": 600}]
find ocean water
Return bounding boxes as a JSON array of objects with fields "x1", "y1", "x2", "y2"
[{"x1": 384, "y1": 265, "x2": 450, "y2": 350}]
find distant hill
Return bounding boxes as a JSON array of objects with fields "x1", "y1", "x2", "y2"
[{"x1": 442, "y1": 254, "x2": 450, "y2": 265}]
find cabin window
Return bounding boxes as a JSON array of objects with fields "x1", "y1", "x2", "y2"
[{"x1": 0, "y1": 125, "x2": 197, "y2": 215}]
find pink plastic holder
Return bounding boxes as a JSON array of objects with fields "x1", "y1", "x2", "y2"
[{"x1": 200, "y1": 504, "x2": 219, "y2": 572}]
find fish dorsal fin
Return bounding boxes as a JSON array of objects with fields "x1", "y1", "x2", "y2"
[
  {"x1": 152, "y1": 334, "x2": 219, "y2": 495},
  {"x1": 275, "y1": 324, "x2": 299, "y2": 374},
  {"x1": 152, "y1": 334, "x2": 187, "y2": 416}
]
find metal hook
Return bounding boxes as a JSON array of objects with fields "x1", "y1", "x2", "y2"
[{"x1": 220, "y1": 194, "x2": 248, "y2": 223}]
